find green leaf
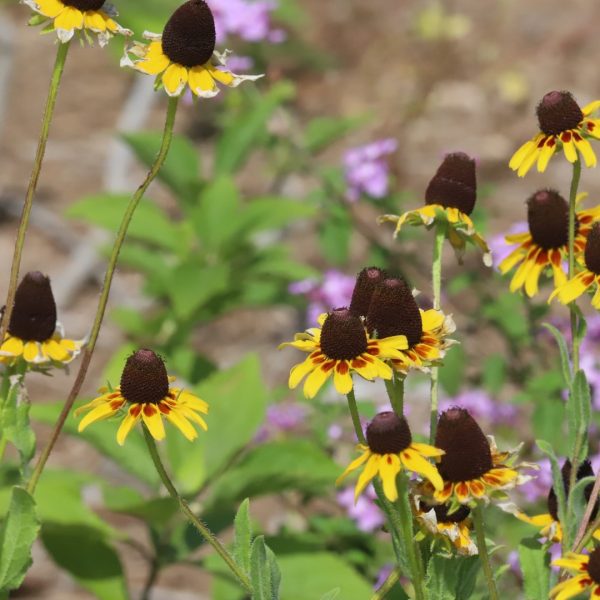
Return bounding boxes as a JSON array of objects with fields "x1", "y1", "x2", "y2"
[
  {"x1": 439, "y1": 345, "x2": 466, "y2": 396},
  {"x1": 542, "y1": 322, "x2": 572, "y2": 387},
  {"x1": 320, "y1": 590, "x2": 341, "y2": 600},
  {"x1": 209, "y1": 440, "x2": 340, "y2": 504},
  {"x1": 250, "y1": 536, "x2": 273, "y2": 600},
  {"x1": 304, "y1": 116, "x2": 365, "y2": 153},
  {"x1": 0, "y1": 487, "x2": 39, "y2": 593},
  {"x1": 233, "y1": 499, "x2": 252, "y2": 575},
  {"x1": 569, "y1": 370, "x2": 591, "y2": 463},
  {"x1": 42, "y1": 524, "x2": 129, "y2": 600},
  {"x1": 425, "y1": 555, "x2": 456, "y2": 600},
  {"x1": 482, "y1": 354, "x2": 507, "y2": 395},
  {"x1": 568, "y1": 475, "x2": 595, "y2": 546},
  {"x1": 67, "y1": 194, "x2": 187, "y2": 253},
  {"x1": 1, "y1": 380, "x2": 35, "y2": 470},
  {"x1": 277, "y1": 553, "x2": 372, "y2": 600},
  {"x1": 266, "y1": 544, "x2": 281, "y2": 600},
  {"x1": 318, "y1": 204, "x2": 351, "y2": 266},
  {"x1": 103, "y1": 486, "x2": 178, "y2": 528},
  {"x1": 518, "y1": 538, "x2": 550, "y2": 600},
  {"x1": 123, "y1": 131, "x2": 200, "y2": 203},
  {"x1": 238, "y1": 197, "x2": 317, "y2": 236},
  {"x1": 454, "y1": 557, "x2": 480, "y2": 600},
  {"x1": 215, "y1": 81, "x2": 295, "y2": 174},
  {"x1": 537, "y1": 440, "x2": 568, "y2": 542}
]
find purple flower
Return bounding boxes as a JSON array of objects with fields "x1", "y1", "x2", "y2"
[
  {"x1": 208, "y1": 0, "x2": 285, "y2": 44},
  {"x1": 489, "y1": 221, "x2": 528, "y2": 271},
  {"x1": 519, "y1": 458, "x2": 552, "y2": 503},
  {"x1": 439, "y1": 389, "x2": 517, "y2": 425},
  {"x1": 255, "y1": 402, "x2": 307, "y2": 442},
  {"x1": 327, "y1": 423, "x2": 343, "y2": 441},
  {"x1": 343, "y1": 139, "x2": 397, "y2": 202},
  {"x1": 374, "y1": 564, "x2": 393, "y2": 589},
  {"x1": 337, "y1": 485, "x2": 385, "y2": 533}
]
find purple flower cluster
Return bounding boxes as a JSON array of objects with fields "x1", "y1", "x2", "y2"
[
  {"x1": 343, "y1": 139, "x2": 398, "y2": 203},
  {"x1": 337, "y1": 485, "x2": 385, "y2": 532},
  {"x1": 255, "y1": 402, "x2": 307, "y2": 442},
  {"x1": 289, "y1": 269, "x2": 356, "y2": 325},
  {"x1": 439, "y1": 389, "x2": 518, "y2": 425}
]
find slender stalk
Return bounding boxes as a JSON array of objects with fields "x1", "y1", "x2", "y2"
[
  {"x1": 346, "y1": 389, "x2": 366, "y2": 444},
  {"x1": 370, "y1": 566, "x2": 401, "y2": 600},
  {"x1": 0, "y1": 41, "x2": 70, "y2": 343},
  {"x1": 429, "y1": 225, "x2": 445, "y2": 444},
  {"x1": 572, "y1": 472, "x2": 600, "y2": 551},
  {"x1": 140, "y1": 556, "x2": 160, "y2": 600},
  {"x1": 472, "y1": 503, "x2": 498, "y2": 600},
  {"x1": 384, "y1": 374, "x2": 404, "y2": 417},
  {"x1": 142, "y1": 426, "x2": 252, "y2": 594},
  {"x1": 26, "y1": 97, "x2": 180, "y2": 495}
]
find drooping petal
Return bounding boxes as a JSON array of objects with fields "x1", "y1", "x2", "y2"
[
  {"x1": 0, "y1": 336, "x2": 24, "y2": 356},
  {"x1": 141, "y1": 404, "x2": 166, "y2": 441},
  {"x1": 165, "y1": 407, "x2": 198, "y2": 441},
  {"x1": 35, "y1": 0, "x2": 65, "y2": 18},
  {"x1": 117, "y1": 405, "x2": 142, "y2": 445},
  {"x1": 354, "y1": 454, "x2": 381, "y2": 501},
  {"x1": 78, "y1": 400, "x2": 121, "y2": 432},
  {"x1": 378, "y1": 454, "x2": 401, "y2": 501},
  {"x1": 303, "y1": 362, "x2": 334, "y2": 399},
  {"x1": 333, "y1": 361, "x2": 353, "y2": 395},
  {"x1": 188, "y1": 65, "x2": 219, "y2": 98},
  {"x1": 336, "y1": 448, "x2": 370, "y2": 485},
  {"x1": 162, "y1": 63, "x2": 189, "y2": 97},
  {"x1": 54, "y1": 6, "x2": 84, "y2": 31},
  {"x1": 401, "y1": 448, "x2": 443, "y2": 490},
  {"x1": 288, "y1": 358, "x2": 317, "y2": 389}
]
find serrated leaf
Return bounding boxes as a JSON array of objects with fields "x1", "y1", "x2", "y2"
[
  {"x1": 0, "y1": 487, "x2": 40, "y2": 592},
  {"x1": 518, "y1": 538, "x2": 550, "y2": 600},
  {"x1": 233, "y1": 499, "x2": 252, "y2": 575},
  {"x1": 250, "y1": 536, "x2": 272, "y2": 600},
  {"x1": 541, "y1": 322, "x2": 572, "y2": 387},
  {"x1": 425, "y1": 555, "x2": 457, "y2": 600}
]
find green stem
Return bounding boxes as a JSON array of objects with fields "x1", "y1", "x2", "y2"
[
  {"x1": 26, "y1": 97, "x2": 180, "y2": 495},
  {"x1": 472, "y1": 503, "x2": 498, "y2": 600},
  {"x1": 384, "y1": 374, "x2": 404, "y2": 416},
  {"x1": 429, "y1": 225, "x2": 445, "y2": 444},
  {"x1": 142, "y1": 427, "x2": 252, "y2": 595},
  {"x1": 346, "y1": 389, "x2": 366, "y2": 444},
  {"x1": 370, "y1": 566, "x2": 401, "y2": 600},
  {"x1": 0, "y1": 41, "x2": 70, "y2": 343}
]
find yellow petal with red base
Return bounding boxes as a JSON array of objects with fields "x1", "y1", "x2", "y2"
[
  {"x1": 401, "y1": 448, "x2": 443, "y2": 491},
  {"x1": 378, "y1": 454, "x2": 401, "y2": 501},
  {"x1": 354, "y1": 454, "x2": 381, "y2": 501}
]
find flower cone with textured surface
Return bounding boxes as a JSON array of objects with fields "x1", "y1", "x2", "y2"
[
  {"x1": 349, "y1": 266, "x2": 388, "y2": 318},
  {"x1": 23, "y1": 0, "x2": 131, "y2": 45},
  {"x1": 121, "y1": 0, "x2": 262, "y2": 98},
  {"x1": 510, "y1": 91, "x2": 600, "y2": 177},
  {"x1": 279, "y1": 308, "x2": 408, "y2": 398},
  {"x1": 379, "y1": 152, "x2": 491, "y2": 265},
  {"x1": 551, "y1": 547, "x2": 600, "y2": 599},
  {"x1": 550, "y1": 222, "x2": 600, "y2": 308},
  {"x1": 366, "y1": 277, "x2": 455, "y2": 373},
  {"x1": 336, "y1": 411, "x2": 444, "y2": 502},
  {"x1": 76, "y1": 349, "x2": 209, "y2": 445},
  {"x1": 0, "y1": 271, "x2": 83, "y2": 367},
  {"x1": 500, "y1": 190, "x2": 600, "y2": 297}
]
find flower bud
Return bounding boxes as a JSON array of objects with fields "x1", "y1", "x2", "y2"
[
  {"x1": 349, "y1": 267, "x2": 388, "y2": 318},
  {"x1": 536, "y1": 91, "x2": 583, "y2": 137},
  {"x1": 120, "y1": 349, "x2": 169, "y2": 405},
  {"x1": 320, "y1": 308, "x2": 368, "y2": 360},
  {"x1": 526, "y1": 189, "x2": 570, "y2": 250},
  {"x1": 366, "y1": 411, "x2": 412, "y2": 454}
]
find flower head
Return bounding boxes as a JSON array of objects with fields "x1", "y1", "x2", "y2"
[
  {"x1": 551, "y1": 546, "x2": 600, "y2": 599},
  {"x1": 0, "y1": 271, "x2": 83, "y2": 368},
  {"x1": 499, "y1": 189, "x2": 600, "y2": 297},
  {"x1": 76, "y1": 349, "x2": 208, "y2": 445},
  {"x1": 336, "y1": 411, "x2": 444, "y2": 502},
  {"x1": 550, "y1": 223, "x2": 600, "y2": 308},
  {"x1": 279, "y1": 309, "x2": 408, "y2": 398},
  {"x1": 349, "y1": 266, "x2": 389, "y2": 318},
  {"x1": 417, "y1": 501, "x2": 477, "y2": 555},
  {"x1": 510, "y1": 90, "x2": 600, "y2": 177},
  {"x1": 344, "y1": 139, "x2": 398, "y2": 202},
  {"x1": 23, "y1": 0, "x2": 131, "y2": 46},
  {"x1": 121, "y1": 0, "x2": 262, "y2": 98},
  {"x1": 366, "y1": 277, "x2": 455, "y2": 373},
  {"x1": 379, "y1": 152, "x2": 491, "y2": 265},
  {"x1": 425, "y1": 407, "x2": 526, "y2": 507}
]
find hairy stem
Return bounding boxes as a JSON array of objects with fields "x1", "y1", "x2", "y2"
[
  {"x1": 384, "y1": 374, "x2": 404, "y2": 417},
  {"x1": 346, "y1": 389, "x2": 366, "y2": 444},
  {"x1": 143, "y1": 427, "x2": 252, "y2": 594},
  {"x1": 1, "y1": 41, "x2": 70, "y2": 342},
  {"x1": 26, "y1": 97, "x2": 180, "y2": 494},
  {"x1": 370, "y1": 566, "x2": 401, "y2": 600},
  {"x1": 473, "y1": 503, "x2": 498, "y2": 600}
]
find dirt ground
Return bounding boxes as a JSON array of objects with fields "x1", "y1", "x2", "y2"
[{"x1": 2, "y1": 0, "x2": 600, "y2": 597}]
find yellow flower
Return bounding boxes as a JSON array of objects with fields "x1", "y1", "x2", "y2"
[
  {"x1": 22, "y1": 0, "x2": 131, "y2": 46},
  {"x1": 336, "y1": 412, "x2": 444, "y2": 502},
  {"x1": 76, "y1": 349, "x2": 208, "y2": 445},
  {"x1": 550, "y1": 222, "x2": 600, "y2": 309},
  {"x1": 0, "y1": 271, "x2": 83, "y2": 368},
  {"x1": 417, "y1": 502, "x2": 477, "y2": 556},
  {"x1": 422, "y1": 408, "x2": 529, "y2": 508},
  {"x1": 551, "y1": 549, "x2": 600, "y2": 599},
  {"x1": 279, "y1": 309, "x2": 408, "y2": 399},
  {"x1": 510, "y1": 91, "x2": 600, "y2": 177},
  {"x1": 121, "y1": 0, "x2": 262, "y2": 98},
  {"x1": 379, "y1": 153, "x2": 491, "y2": 265},
  {"x1": 500, "y1": 190, "x2": 600, "y2": 297}
]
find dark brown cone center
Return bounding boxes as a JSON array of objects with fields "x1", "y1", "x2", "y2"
[
  {"x1": 585, "y1": 224, "x2": 600, "y2": 275},
  {"x1": 435, "y1": 408, "x2": 493, "y2": 483},
  {"x1": 527, "y1": 189, "x2": 572, "y2": 250},
  {"x1": 366, "y1": 278, "x2": 423, "y2": 347},
  {"x1": 349, "y1": 267, "x2": 388, "y2": 318},
  {"x1": 421, "y1": 501, "x2": 471, "y2": 524},
  {"x1": 7, "y1": 271, "x2": 56, "y2": 342},
  {"x1": 536, "y1": 91, "x2": 583, "y2": 137},
  {"x1": 61, "y1": 0, "x2": 105, "y2": 10},
  {"x1": 319, "y1": 308, "x2": 368, "y2": 360},
  {"x1": 366, "y1": 411, "x2": 412, "y2": 455},
  {"x1": 120, "y1": 349, "x2": 170, "y2": 405},
  {"x1": 588, "y1": 548, "x2": 600, "y2": 584},
  {"x1": 424, "y1": 152, "x2": 477, "y2": 216},
  {"x1": 548, "y1": 460, "x2": 597, "y2": 522},
  {"x1": 161, "y1": 0, "x2": 216, "y2": 68}
]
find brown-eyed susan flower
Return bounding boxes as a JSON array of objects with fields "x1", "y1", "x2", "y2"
[
  {"x1": 279, "y1": 308, "x2": 408, "y2": 399},
  {"x1": 0, "y1": 272, "x2": 83, "y2": 368},
  {"x1": 417, "y1": 502, "x2": 477, "y2": 556},
  {"x1": 23, "y1": 0, "x2": 131, "y2": 46},
  {"x1": 379, "y1": 153, "x2": 492, "y2": 266},
  {"x1": 76, "y1": 349, "x2": 208, "y2": 445},
  {"x1": 551, "y1": 547, "x2": 600, "y2": 599},
  {"x1": 349, "y1": 266, "x2": 389, "y2": 318},
  {"x1": 336, "y1": 411, "x2": 444, "y2": 502},
  {"x1": 366, "y1": 277, "x2": 456, "y2": 373},
  {"x1": 550, "y1": 223, "x2": 600, "y2": 309},
  {"x1": 120, "y1": 0, "x2": 262, "y2": 98},
  {"x1": 510, "y1": 91, "x2": 600, "y2": 177},
  {"x1": 508, "y1": 459, "x2": 600, "y2": 544},
  {"x1": 500, "y1": 190, "x2": 600, "y2": 297},
  {"x1": 422, "y1": 408, "x2": 528, "y2": 508}
]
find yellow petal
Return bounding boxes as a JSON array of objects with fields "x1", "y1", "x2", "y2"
[
  {"x1": 378, "y1": 454, "x2": 401, "y2": 501},
  {"x1": 582, "y1": 100, "x2": 600, "y2": 116},
  {"x1": 401, "y1": 448, "x2": 443, "y2": 491},
  {"x1": 141, "y1": 404, "x2": 166, "y2": 441},
  {"x1": 54, "y1": 6, "x2": 84, "y2": 31},
  {"x1": 117, "y1": 406, "x2": 142, "y2": 446},
  {"x1": 562, "y1": 136, "x2": 578, "y2": 163},
  {"x1": 289, "y1": 358, "x2": 317, "y2": 389},
  {"x1": 420, "y1": 309, "x2": 444, "y2": 331},
  {"x1": 78, "y1": 400, "x2": 120, "y2": 432},
  {"x1": 35, "y1": 0, "x2": 64, "y2": 18},
  {"x1": 207, "y1": 67, "x2": 235, "y2": 86},
  {"x1": 550, "y1": 574, "x2": 591, "y2": 600},
  {"x1": 188, "y1": 65, "x2": 218, "y2": 97},
  {"x1": 556, "y1": 272, "x2": 595, "y2": 305},
  {"x1": 303, "y1": 362, "x2": 333, "y2": 399},
  {"x1": 43, "y1": 339, "x2": 70, "y2": 361},
  {"x1": 354, "y1": 454, "x2": 381, "y2": 501},
  {"x1": 536, "y1": 137, "x2": 557, "y2": 172},
  {"x1": 509, "y1": 136, "x2": 539, "y2": 171},
  {"x1": 410, "y1": 442, "x2": 444, "y2": 458},
  {"x1": 136, "y1": 41, "x2": 170, "y2": 75},
  {"x1": 23, "y1": 341, "x2": 42, "y2": 363},
  {"x1": 176, "y1": 390, "x2": 209, "y2": 413},
  {"x1": 0, "y1": 336, "x2": 23, "y2": 356},
  {"x1": 524, "y1": 254, "x2": 547, "y2": 297},
  {"x1": 333, "y1": 363, "x2": 353, "y2": 395},
  {"x1": 162, "y1": 63, "x2": 188, "y2": 96},
  {"x1": 336, "y1": 449, "x2": 370, "y2": 485},
  {"x1": 165, "y1": 407, "x2": 198, "y2": 441},
  {"x1": 178, "y1": 406, "x2": 208, "y2": 431},
  {"x1": 517, "y1": 141, "x2": 542, "y2": 177},
  {"x1": 83, "y1": 10, "x2": 106, "y2": 31},
  {"x1": 574, "y1": 135, "x2": 597, "y2": 168}
]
